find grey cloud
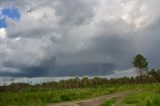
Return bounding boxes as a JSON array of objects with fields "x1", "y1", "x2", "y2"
[{"x1": 54, "y1": 0, "x2": 95, "y2": 26}]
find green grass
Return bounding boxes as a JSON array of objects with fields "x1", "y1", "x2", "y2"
[
  {"x1": 1, "y1": 83, "x2": 160, "y2": 106},
  {"x1": 100, "y1": 97, "x2": 117, "y2": 106},
  {"x1": 0, "y1": 84, "x2": 132, "y2": 106},
  {"x1": 121, "y1": 93, "x2": 160, "y2": 106},
  {"x1": 120, "y1": 83, "x2": 160, "y2": 106}
]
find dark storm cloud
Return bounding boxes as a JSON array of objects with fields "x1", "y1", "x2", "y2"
[{"x1": 88, "y1": 35, "x2": 135, "y2": 67}]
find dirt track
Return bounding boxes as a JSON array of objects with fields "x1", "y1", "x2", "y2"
[{"x1": 47, "y1": 91, "x2": 132, "y2": 106}]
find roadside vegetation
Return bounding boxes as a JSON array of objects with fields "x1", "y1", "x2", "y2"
[
  {"x1": 100, "y1": 97, "x2": 117, "y2": 106},
  {"x1": 0, "y1": 84, "x2": 135, "y2": 106}
]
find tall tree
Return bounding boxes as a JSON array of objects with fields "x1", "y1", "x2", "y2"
[{"x1": 133, "y1": 54, "x2": 148, "y2": 76}]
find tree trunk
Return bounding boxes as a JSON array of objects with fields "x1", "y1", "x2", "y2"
[
  {"x1": 140, "y1": 68, "x2": 142, "y2": 76},
  {"x1": 140, "y1": 69, "x2": 143, "y2": 76}
]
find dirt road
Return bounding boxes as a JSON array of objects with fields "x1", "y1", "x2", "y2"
[{"x1": 47, "y1": 91, "x2": 132, "y2": 106}]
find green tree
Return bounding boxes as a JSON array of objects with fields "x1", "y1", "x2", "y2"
[{"x1": 133, "y1": 54, "x2": 148, "y2": 76}]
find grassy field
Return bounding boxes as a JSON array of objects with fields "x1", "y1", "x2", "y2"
[
  {"x1": 119, "y1": 84, "x2": 160, "y2": 106},
  {"x1": 100, "y1": 83, "x2": 160, "y2": 106},
  {"x1": 100, "y1": 97, "x2": 117, "y2": 106},
  {"x1": 0, "y1": 83, "x2": 160, "y2": 106}
]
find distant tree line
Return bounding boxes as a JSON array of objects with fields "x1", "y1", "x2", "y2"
[
  {"x1": 0, "y1": 74, "x2": 160, "y2": 92},
  {"x1": 0, "y1": 54, "x2": 160, "y2": 92}
]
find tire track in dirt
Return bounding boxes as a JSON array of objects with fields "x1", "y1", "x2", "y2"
[{"x1": 47, "y1": 90, "x2": 135, "y2": 106}]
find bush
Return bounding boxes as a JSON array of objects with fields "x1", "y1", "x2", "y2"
[
  {"x1": 60, "y1": 94, "x2": 72, "y2": 101},
  {"x1": 100, "y1": 97, "x2": 116, "y2": 106}
]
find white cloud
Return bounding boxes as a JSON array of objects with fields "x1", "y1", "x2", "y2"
[{"x1": 0, "y1": 28, "x2": 6, "y2": 39}]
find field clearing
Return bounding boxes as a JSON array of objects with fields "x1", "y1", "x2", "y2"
[{"x1": 0, "y1": 83, "x2": 160, "y2": 106}]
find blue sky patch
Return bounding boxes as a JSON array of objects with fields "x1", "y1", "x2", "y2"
[
  {"x1": 2, "y1": 8, "x2": 20, "y2": 21},
  {"x1": 0, "y1": 8, "x2": 21, "y2": 28},
  {"x1": 0, "y1": 18, "x2": 7, "y2": 28}
]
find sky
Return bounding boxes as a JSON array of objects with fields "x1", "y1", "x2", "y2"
[{"x1": 0, "y1": 0, "x2": 160, "y2": 77}]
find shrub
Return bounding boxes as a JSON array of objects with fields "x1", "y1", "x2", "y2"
[{"x1": 100, "y1": 97, "x2": 116, "y2": 106}]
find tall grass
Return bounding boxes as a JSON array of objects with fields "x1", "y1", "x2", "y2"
[
  {"x1": 121, "y1": 83, "x2": 160, "y2": 106},
  {"x1": 100, "y1": 97, "x2": 117, "y2": 106},
  {"x1": 0, "y1": 84, "x2": 132, "y2": 106},
  {"x1": 1, "y1": 83, "x2": 160, "y2": 106}
]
